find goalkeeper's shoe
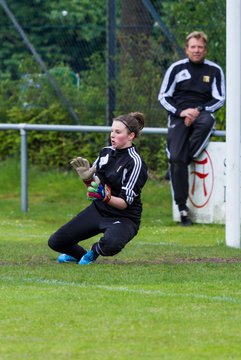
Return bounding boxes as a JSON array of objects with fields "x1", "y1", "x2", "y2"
[
  {"x1": 180, "y1": 210, "x2": 193, "y2": 226},
  {"x1": 78, "y1": 250, "x2": 97, "y2": 265},
  {"x1": 57, "y1": 254, "x2": 77, "y2": 263}
]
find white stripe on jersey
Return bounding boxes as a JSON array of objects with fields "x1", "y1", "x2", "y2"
[
  {"x1": 158, "y1": 58, "x2": 225, "y2": 114},
  {"x1": 122, "y1": 147, "x2": 142, "y2": 204},
  {"x1": 204, "y1": 59, "x2": 225, "y2": 112},
  {"x1": 158, "y1": 59, "x2": 189, "y2": 114}
]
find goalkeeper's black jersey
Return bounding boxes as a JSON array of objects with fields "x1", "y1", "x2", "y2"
[
  {"x1": 158, "y1": 58, "x2": 225, "y2": 116},
  {"x1": 93, "y1": 145, "x2": 148, "y2": 225}
]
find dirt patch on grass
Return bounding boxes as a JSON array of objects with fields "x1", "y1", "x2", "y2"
[
  {"x1": 98, "y1": 257, "x2": 241, "y2": 265},
  {"x1": 1, "y1": 257, "x2": 241, "y2": 266},
  {"x1": 179, "y1": 257, "x2": 241, "y2": 263}
]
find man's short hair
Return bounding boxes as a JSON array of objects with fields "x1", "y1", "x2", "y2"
[{"x1": 185, "y1": 31, "x2": 208, "y2": 47}]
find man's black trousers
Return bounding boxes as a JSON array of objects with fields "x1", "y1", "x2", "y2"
[{"x1": 166, "y1": 111, "x2": 215, "y2": 208}]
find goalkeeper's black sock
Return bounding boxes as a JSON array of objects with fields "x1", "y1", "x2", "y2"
[{"x1": 90, "y1": 244, "x2": 100, "y2": 259}]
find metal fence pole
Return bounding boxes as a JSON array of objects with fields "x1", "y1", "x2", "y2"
[
  {"x1": 20, "y1": 127, "x2": 28, "y2": 212},
  {"x1": 106, "y1": 0, "x2": 116, "y2": 126}
]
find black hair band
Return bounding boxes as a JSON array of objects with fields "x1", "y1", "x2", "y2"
[{"x1": 119, "y1": 119, "x2": 132, "y2": 133}]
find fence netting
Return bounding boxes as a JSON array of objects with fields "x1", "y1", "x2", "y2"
[
  {"x1": 0, "y1": 0, "x2": 176, "y2": 128},
  {"x1": 0, "y1": 0, "x2": 225, "y2": 175}
]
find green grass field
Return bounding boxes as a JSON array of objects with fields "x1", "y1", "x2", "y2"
[{"x1": 1, "y1": 159, "x2": 241, "y2": 360}]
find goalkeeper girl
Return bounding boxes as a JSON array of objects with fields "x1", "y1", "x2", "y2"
[{"x1": 48, "y1": 112, "x2": 148, "y2": 265}]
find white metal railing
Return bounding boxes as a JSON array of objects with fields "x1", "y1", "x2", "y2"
[{"x1": 0, "y1": 123, "x2": 226, "y2": 212}]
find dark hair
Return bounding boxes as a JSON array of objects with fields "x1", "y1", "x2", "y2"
[{"x1": 113, "y1": 112, "x2": 145, "y2": 138}]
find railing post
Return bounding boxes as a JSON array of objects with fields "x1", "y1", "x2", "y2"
[
  {"x1": 20, "y1": 127, "x2": 28, "y2": 212},
  {"x1": 106, "y1": 0, "x2": 116, "y2": 126}
]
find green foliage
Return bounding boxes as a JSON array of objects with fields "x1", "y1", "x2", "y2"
[
  {"x1": 115, "y1": 33, "x2": 168, "y2": 126},
  {"x1": 0, "y1": 0, "x2": 106, "y2": 77},
  {"x1": 0, "y1": 1, "x2": 226, "y2": 172},
  {"x1": 136, "y1": 135, "x2": 168, "y2": 178},
  {"x1": 162, "y1": 0, "x2": 226, "y2": 72},
  {"x1": 76, "y1": 53, "x2": 106, "y2": 124},
  {"x1": 0, "y1": 54, "x2": 107, "y2": 168}
]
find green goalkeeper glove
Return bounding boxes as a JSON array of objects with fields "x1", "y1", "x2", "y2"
[
  {"x1": 70, "y1": 157, "x2": 96, "y2": 184},
  {"x1": 87, "y1": 182, "x2": 111, "y2": 203}
]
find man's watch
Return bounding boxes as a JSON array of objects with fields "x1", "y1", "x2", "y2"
[{"x1": 197, "y1": 106, "x2": 204, "y2": 112}]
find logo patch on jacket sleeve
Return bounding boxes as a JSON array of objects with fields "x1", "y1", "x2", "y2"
[
  {"x1": 176, "y1": 69, "x2": 191, "y2": 83},
  {"x1": 99, "y1": 154, "x2": 109, "y2": 167}
]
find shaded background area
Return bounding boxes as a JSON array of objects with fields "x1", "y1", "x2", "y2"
[{"x1": 0, "y1": 0, "x2": 225, "y2": 175}]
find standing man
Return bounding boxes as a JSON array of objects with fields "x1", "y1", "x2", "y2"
[{"x1": 158, "y1": 31, "x2": 225, "y2": 226}]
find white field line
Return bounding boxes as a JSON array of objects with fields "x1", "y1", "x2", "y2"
[
  {"x1": 0, "y1": 233, "x2": 50, "y2": 238},
  {"x1": 138, "y1": 241, "x2": 179, "y2": 246},
  {"x1": 1, "y1": 276, "x2": 241, "y2": 304}
]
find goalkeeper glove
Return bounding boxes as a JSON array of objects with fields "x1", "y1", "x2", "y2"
[
  {"x1": 70, "y1": 157, "x2": 96, "y2": 185},
  {"x1": 87, "y1": 182, "x2": 111, "y2": 203}
]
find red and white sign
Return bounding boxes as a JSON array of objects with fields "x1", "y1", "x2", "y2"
[
  {"x1": 189, "y1": 149, "x2": 214, "y2": 208},
  {"x1": 172, "y1": 142, "x2": 226, "y2": 224}
]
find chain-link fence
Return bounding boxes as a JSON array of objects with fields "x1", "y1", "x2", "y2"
[
  {"x1": 0, "y1": 0, "x2": 181, "y2": 127},
  {"x1": 0, "y1": 0, "x2": 225, "y2": 174}
]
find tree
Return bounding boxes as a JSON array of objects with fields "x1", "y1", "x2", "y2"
[
  {"x1": 161, "y1": 0, "x2": 226, "y2": 71},
  {"x1": 0, "y1": 0, "x2": 106, "y2": 79},
  {"x1": 120, "y1": 0, "x2": 153, "y2": 62}
]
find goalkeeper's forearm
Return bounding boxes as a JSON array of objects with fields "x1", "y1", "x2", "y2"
[{"x1": 107, "y1": 196, "x2": 127, "y2": 210}]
